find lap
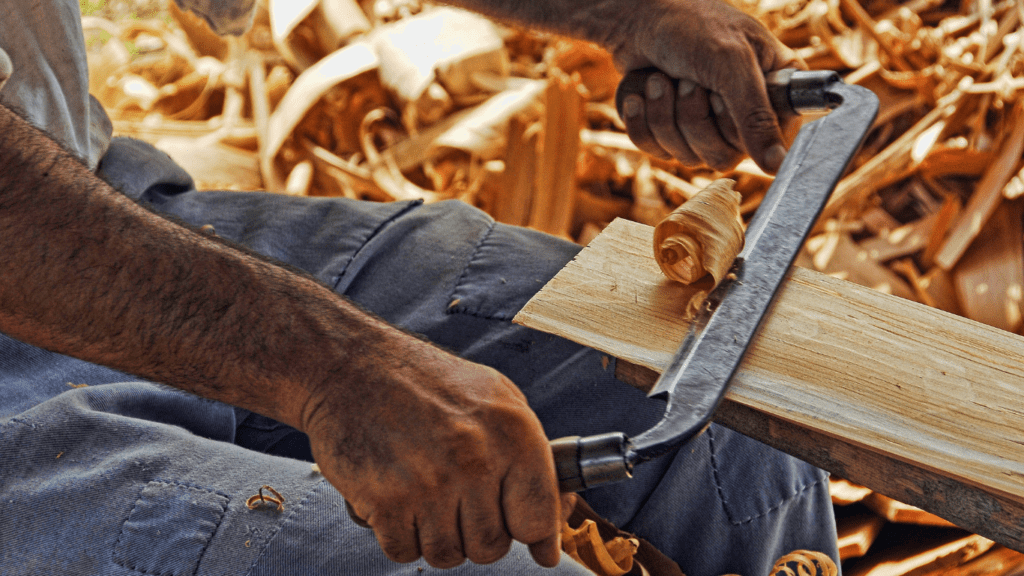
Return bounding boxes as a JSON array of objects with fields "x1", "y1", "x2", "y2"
[{"x1": 0, "y1": 138, "x2": 837, "y2": 576}]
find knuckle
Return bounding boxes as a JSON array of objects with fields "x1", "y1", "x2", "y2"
[
  {"x1": 742, "y1": 107, "x2": 780, "y2": 137},
  {"x1": 506, "y1": 478, "x2": 557, "y2": 543},
  {"x1": 378, "y1": 534, "x2": 418, "y2": 564},
  {"x1": 467, "y1": 529, "x2": 512, "y2": 565},
  {"x1": 421, "y1": 537, "x2": 465, "y2": 569},
  {"x1": 514, "y1": 517, "x2": 555, "y2": 545},
  {"x1": 647, "y1": 146, "x2": 674, "y2": 161}
]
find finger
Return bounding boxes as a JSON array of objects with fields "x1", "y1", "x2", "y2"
[
  {"x1": 460, "y1": 492, "x2": 513, "y2": 565},
  {"x1": 503, "y1": 457, "x2": 562, "y2": 568},
  {"x1": 560, "y1": 493, "x2": 578, "y2": 525},
  {"x1": 710, "y1": 92, "x2": 742, "y2": 152},
  {"x1": 643, "y1": 73, "x2": 701, "y2": 166},
  {"x1": 367, "y1": 507, "x2": 421, "y2": 564},
  {"x1": 529, "y1": 533, "x2": 563, "y2": 568},
  {"x1": 621, "y1": 93, "x2": 673, "y2": 161},
  {"x1": 417, "y1": 503, "x2": 467, "y2": 569},
  {"x1": 675, "y1": 83, "x2": 743, "y2": 171},
  {"x1": 719, "y1": 61, "x2": 788, "y2": 174}
]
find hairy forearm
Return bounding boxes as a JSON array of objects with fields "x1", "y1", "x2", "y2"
[
  {"x1": 441, "y1": 0, "x2": 660, "y2": 49},
  {"x1": 0, "y1": 105, "x2": 401, "y2": 429}
]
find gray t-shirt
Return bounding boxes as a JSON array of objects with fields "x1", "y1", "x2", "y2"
[{"x1": 0, "y1": 0, "x2": 254, "y2": 169}]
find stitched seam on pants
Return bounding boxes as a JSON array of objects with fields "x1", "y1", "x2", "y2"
[
  {"x1": 242, "y1": 479, "x2": 324, "y2": 576},
  {"x1": 331, "y1": 200, "x2": 423, "y2": 291},
  {"x1": 446, "y1": 218, "x2": 500, "y2": 319},
  {"x1": 708, "y1": 428, "x2": 827, "y2": 526}
]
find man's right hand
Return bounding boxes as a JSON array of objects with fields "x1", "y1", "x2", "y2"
[
  {"x1": 0, "y1": 101, "x2": 571, "y2": 571},
  {"x1": 610, "y1": 0, "x2": 802, "y2": 175},
  {"x1": 300, "y1": 329, "x2": 573, "y2": 569}
]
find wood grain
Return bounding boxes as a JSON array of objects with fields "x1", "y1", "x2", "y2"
[{"x1": 514, "y1": 218, "x2": 1024, "y2": 551}]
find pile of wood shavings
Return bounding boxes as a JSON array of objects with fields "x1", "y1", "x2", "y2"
[
  {"x1": 85, "y1": 0, "x2": 1024, "y2": 337},
  {"x1": 82, "y1": 0, "x2": 1024, "y2": 574}
]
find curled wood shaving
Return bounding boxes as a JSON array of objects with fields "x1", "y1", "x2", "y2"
[
  {"x1": 561, "y1": 519, "x2": 639, "y2": 576},
  {"x1": 245, "y1": 484, "x2": 285, "y2": 512},
  {"x1": 768, "y1": 550, "x2": 838, "y2": 576},
  {"x1": 653, "y1": 178, "x2": 744, "y2": 286}
]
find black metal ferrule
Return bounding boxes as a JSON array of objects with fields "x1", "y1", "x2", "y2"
[
  {"x1": 766, "y1": 69, "x2": 843, "y2": 113},
  {"x1": 552, "y1": 433, "x2": 633, "y2": 493}
]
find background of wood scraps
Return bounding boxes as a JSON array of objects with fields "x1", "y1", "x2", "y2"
[{"x1": 79, "y1": 0, "x2": 1024, "y2": 574}]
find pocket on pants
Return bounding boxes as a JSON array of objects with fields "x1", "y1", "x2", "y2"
[
  {"x1": 113, "y1": 481, "x2": 229, "y2": 576},
  {"x1": 706, "y1": 426, "x2": 828, "y2": 525}
]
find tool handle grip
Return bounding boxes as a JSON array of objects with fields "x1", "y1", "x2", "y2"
[
  {"x1": 551, "y1": 433, "x2": 633, "y2": 493},
  {"x1": 614, "y1": 67, "x2": 841, "y2": 121},
  {"x1": 345, "y1": 433, "x2": 633, "y2": 527}
]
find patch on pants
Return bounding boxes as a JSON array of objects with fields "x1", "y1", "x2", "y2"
[{"x1": 113, "y1": 481, "x2": 228, "y2": 576}]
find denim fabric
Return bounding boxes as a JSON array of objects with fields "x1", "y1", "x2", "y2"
[
  {"x1": 1, "y1": 0, "x2": 839, "y2": 572},
  {"x1": 0, "y1": 137, "x2": 838, "y2": 575}
]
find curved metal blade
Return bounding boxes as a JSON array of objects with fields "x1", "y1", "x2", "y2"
[{"x1": 628, "y1": 76, "x2": 879, "y2": 464}]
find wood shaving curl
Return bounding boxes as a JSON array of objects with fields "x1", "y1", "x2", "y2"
[
  {"x1": 653, "y1": 178, "x2": 744, "y2": 286},
  {"x1": 246, "y1": 484, "x2": 285, "y2": 512},
  {"x1": 769, "y1": 550, "x2": 838, "y2": 576},
  {"x1": 653, "y1": 178, "x2": 744, "y2": 318}
]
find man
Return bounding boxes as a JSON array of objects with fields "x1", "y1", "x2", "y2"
[{"x1": 0, "y1": 0, "x2": 837, "y2": 574}]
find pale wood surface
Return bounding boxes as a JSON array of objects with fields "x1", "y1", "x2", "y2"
[
  {"x1": 918, "y1": 546, "x2": 1024, "y2": 576},
  {"x1": 952, "y1": 200, "x2": 1024, "y2": 333},
  {"x1": 528, "y1": 71, "x2": 582, "y2": 239},
  {"x1": 514, "y1": 218, "x2": 1024, "y2": 550},
  {"x1": 837, "y1": 514, "x2": 886, "y2": 561},
  {"x1": 862, "y1": 493, "x2": 955, "y2": 527},
  {"x1": 846, "y1": 535, "x2": 994, "y2": 576},
  {"x1": 936, "y1": 100, "x2": 1024, "y2": 270},
  {"x1": 830, "y1": 477, "x2": 873, "y2": 506}
]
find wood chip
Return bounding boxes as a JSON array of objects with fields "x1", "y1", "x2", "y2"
[{"x1": 652, "y1": 179, "x2": 744, "y2": 287}]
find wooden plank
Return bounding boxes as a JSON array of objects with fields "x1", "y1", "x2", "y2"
[
  {"x1": 809, "y1": 229, "x2": 917, "y2": 300},
  {"x1": 528, "y1": 71, "x2": 583, "y2": 239},
  {"x1": 859, "y1": 213, "x2": 937, "y2": 263},
  {"x1": 515, "y1": 218, "x2": 1024, "y2": 552},
  {"x1": 837, "y1": 513, "x2": 887, "y2": 560},
  {"x1": 820, "y1": 94, "x2": 958, "y2": 226},
  {"x1": 935, "y1": 100, "x2": 1024, "y2": 270},
  {"x1": 863, "y1": 493, "x2": 956, "y2": 527},
  {"x1": 831, "y1": 477, "x2": 873, "y2": 505},
  {"x1": 917, "y1": 546, "x2": 1024, "y2": 576},
  {"x1": 952, "y1": 200, "x2": 1024, "y2": 333},
  {"x1": 846, "y1": 534, "x2": 994, "y2": 576},
  {"x1": 491, "y1": 115, "x2": 537, "y2": 227}
]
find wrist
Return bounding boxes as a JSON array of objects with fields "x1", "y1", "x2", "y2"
[
  {"x1": 290, "y1": 300, "x2": 428, "y2": 434},
  {"x1": 441, "y1": 0, "x2": 654, "y2": 52}
]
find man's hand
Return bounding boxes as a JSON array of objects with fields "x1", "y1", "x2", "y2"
[
  {"x1": 611, "y1": 0, "x2": 802, "y2": 173},
  {"x1": 0, "y1": 102, "x2": 571, "y2": 569},
  {"x1": 301, "y1": 330, "x2": 574, "y2": 568}
]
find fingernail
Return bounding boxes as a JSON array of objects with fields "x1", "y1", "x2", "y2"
[
  {"x1": 623, "y1": 95, "x2": 641, "y2": 118},
  {"x1": 711, "y1": 94, "x2": 726, "y2": 116},
  {"x1": 677, "y1": 79, "x2": 696, "y2": 98},
  {"x1": 766, "y1": 143, "x2": 787, "y2": 172},
  {"x1": 646, "y1": 76, "x2": 664, "y2": 100}
]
